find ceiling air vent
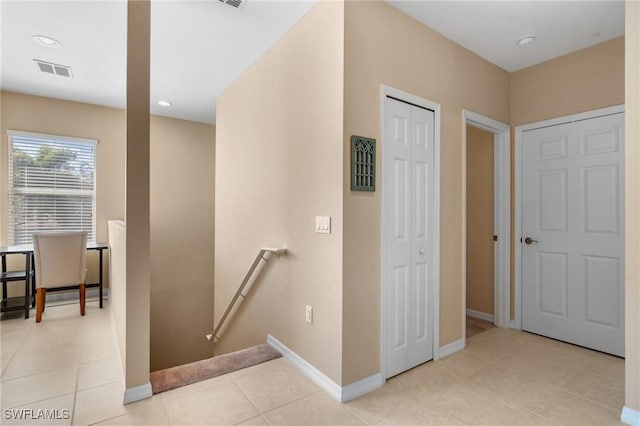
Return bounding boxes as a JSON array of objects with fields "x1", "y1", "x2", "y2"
[
  {"x1": 34, "y1": 59, "x2": 73, "y2": 77},
  {"x1": 218, "y1": 0, "x2": 245, "y2": 9}
]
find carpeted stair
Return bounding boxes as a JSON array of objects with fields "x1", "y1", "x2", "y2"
[{"x1": 150, "y1": 343, "x2": 282, "y2": 394}]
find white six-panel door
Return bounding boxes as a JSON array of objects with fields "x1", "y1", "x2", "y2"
[
  {"x1": 384, "y1": 97, "x2": 435, "y2": 378},
  {"x1": 521, "y1": 113, "x2": 625, "y2": 356}
]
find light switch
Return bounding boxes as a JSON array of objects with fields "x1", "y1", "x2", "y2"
[{"x1": 315, "y1": 216, "x2": 331, "y2": 234}]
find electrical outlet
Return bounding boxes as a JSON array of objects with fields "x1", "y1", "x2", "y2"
[{"x1": 305, "y1": 305, "x2": 313, "y2": 324}]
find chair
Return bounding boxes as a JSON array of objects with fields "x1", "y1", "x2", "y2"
[{"x1": 32, "y1": 231, "x2": 88, "y2": 323}]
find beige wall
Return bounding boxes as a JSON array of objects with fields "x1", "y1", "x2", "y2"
[
  {"x1": 150, "y1": 115, "x2": 215, "y2": 371},
  {"x1": 465, "y1": 125, "x2": 494, "y2": 317},
  {"x1": 341, "y1": 0, "x2": 510, "y2": 384},
  {"x1": 215, "y1": 1, "x2": 345, "y2": 383},
  {"x1": 625, "y1": 0, "x2": 640, "y2": 413},
  {"x1": 510, "y1": 37, "x2": 624, "y2": 126}
]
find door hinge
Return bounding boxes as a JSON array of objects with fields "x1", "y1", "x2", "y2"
[{"x1": 493, "y1": 235, "x2": 498, "y2": 242}]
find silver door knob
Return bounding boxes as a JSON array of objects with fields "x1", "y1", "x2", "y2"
[
  {"x1": 524, "y1": 237, "x2": 538, "y2": 245},
  {"x1": 419, "y1": 249, "x2": 424, "y2": 255}
]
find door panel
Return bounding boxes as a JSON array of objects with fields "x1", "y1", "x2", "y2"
[
  {"x1": 393, "y1": 266, "x2": 409, "y2": 349},
  {"x1": 538, "y1": 169, "x2": 567, "y2": 232},
  {"x1": 584, "y1": 256, "x2": 619, "y2": 328},
  {"x1": 583, "y1": 165, "x2": 619, "y2": 234},
  {"x1": 385, "y1": 97, "x2": 435, "y2": 378},
  {"x1": 537, "y1": 251, "x2": 568, "y2": 318},
  {"x1": 393, "y1": 159, "x2": 409, "y2": 240},
  {"x1": 521, "y1": 113, "x2": 624, "y2": 356}
]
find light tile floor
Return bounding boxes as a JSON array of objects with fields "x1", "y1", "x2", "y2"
[{"x1": 1, "y1": 301, "x2": 626, "y2": 425}]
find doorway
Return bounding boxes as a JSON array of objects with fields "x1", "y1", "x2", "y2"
[
  {"x1": 463, "y1": 111, "x2": 511, "y2": 341},
  {"x1": 466, "y1": 125, "x2": 497, "y2": 338},
  {"x1": 381, "y1": 86, "x2": 440, "y2": 379}
]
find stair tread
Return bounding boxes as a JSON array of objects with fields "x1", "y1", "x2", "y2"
[{"x1": 149, "y1": 343, "x2": 281, "y2": 394}]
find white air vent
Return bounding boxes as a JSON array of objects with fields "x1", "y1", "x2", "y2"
[
  {"x1": 34, "y1": 59, "x2": 72, "y2": 77},
  {"x1": 218, "y1": 0, "x2": 245, "y2": 9}
]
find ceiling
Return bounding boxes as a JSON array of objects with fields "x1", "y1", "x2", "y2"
[
  {"x1": 0, "y1": 1, "x2": 625, "y2": 125},
  {"x1": 1, "y1": 0, "x2": 316, "y2": 124}
]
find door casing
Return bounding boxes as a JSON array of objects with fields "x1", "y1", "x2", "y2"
[
  {"x1": 513, "y1": 104, "x2": 625, "y2": 329},
  {"x1": 380, "y1": 85, "x2": 441, "y2": 380},
  {"x1": 462, "y1": 111, "x2": 511, "y2": 334}
]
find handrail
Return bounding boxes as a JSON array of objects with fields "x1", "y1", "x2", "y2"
[{"x1": 206, "y1": 247, "x2": 287, "y2": 343}]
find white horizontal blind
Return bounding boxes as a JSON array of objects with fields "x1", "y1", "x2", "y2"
[{"x1": 8, "y1": 132, "x2": 97, "y2": 245}]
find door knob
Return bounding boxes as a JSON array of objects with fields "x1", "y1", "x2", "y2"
[
  {"x1": 419, "y1": 249, "x2": 424, "y2": 255},
  {"x1": 524, "y1": 237, "x2": 538, "y2": 245}
]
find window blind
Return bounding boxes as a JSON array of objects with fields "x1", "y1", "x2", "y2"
[{"x1": 8, "y1": 131, "x2": 97, "y2": 245}]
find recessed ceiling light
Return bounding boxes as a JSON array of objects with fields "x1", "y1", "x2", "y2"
[
  {"x1": 157, "y1": 100, "x2": 172, "y2": 107},
  {"x1": 517, "y1": 35, "x2": 536, "y2": 47},
  {"x1": 32, "y1": 35, "x2": 62, "y2": 48}
]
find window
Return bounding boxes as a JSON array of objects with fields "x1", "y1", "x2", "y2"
[{"x1": 8, "y1": 131, "x2": 96, "y2": 245}]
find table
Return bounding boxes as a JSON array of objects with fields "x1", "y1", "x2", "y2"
[{"x1": 1, "y1": 242, "x2": 108, "y2": 319}]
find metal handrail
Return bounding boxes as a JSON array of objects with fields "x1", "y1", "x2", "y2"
[{"x1": 206, "y1": 247, "x2": 287, "y2": 343}]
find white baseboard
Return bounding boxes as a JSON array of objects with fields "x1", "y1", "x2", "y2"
[
  {"x1": 123, "y1": 382, "x2": 152, "y2": 405},
  {"x1": 267, "y1": 334, "x2": 342, "y2": 401},
  {"x1": 267, "y1": 334, "x2": 383, "y2": 403},
  {"x1": 466, "y1": 308, "x2": 494, "y2": 323},
  {"x1": 46, "y1": 288, "x2": 110, "y2": 303},
  {"x1": 341, "y1": 372, "x2": 384, "y2": 402},
  {"x1": 438, "y1": 338, "x2": 465, "y2": 359},
  {"x1": 621, "y1": 406, "x2": 640, "y2": 426}
]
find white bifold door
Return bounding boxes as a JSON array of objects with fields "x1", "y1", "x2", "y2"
[
  {"x1": 384, "y1": 97, "x2": 435, "y2": 378},
  {"x1": 521, "y1": 112, "x2": 625, "y2": 357}
]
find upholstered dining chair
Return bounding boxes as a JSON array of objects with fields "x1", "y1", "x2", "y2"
[{"x1": 32, "y1": 231, "x2": 88, "y2": 323}]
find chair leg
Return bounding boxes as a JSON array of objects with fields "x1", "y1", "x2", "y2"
[
  {"x1": 36, "y1": 288, "x2": 46, "y2": 323},
  {"x1": 79, "y1": 283, "x2": 86, "y2": 316}
]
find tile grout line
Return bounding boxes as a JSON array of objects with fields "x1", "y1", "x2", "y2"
[
  {"x1": 230, "y1": 366, "x2": 324, "y2": 422},
  {"x1": 1, "y1": 356, "x2": 82, "y2": 384},
  {"x1": 0, "y1": 322, "x2": 33, "y2": 375},
  {"x1": 542, "y1": 376, "x2": 623, "y2": 414},
  {"x1": 70, "y1": 322, "x2": 85, "y2": 426},
  {"x1": 0, "y1": 339, "x2": 24, "y2": 378},
  {"x1": 4, "y1": 392, "x2": 76, "y2": 412},
  {"x1": 341, "y1": 403, "x2": 370, "y2": 425},
  {"x1": 465, "y1": 356, "x2": 619, "y2": 424},
  {"x1": 1, "y1": 365, "x2": 80, "y2": 408},
  {"x1": 250, "y1": 390, "x2": 326, "y2": 426},
  {"x1": 157, "y1": 393, "x2": 173, "y2": 426},
  {"x1": 224, "y1": 379, "x2": 263, "y2": 425},
  {"x1": 76, "y1": 379, "x2": 122, "y2": 394},
  {"x1": 492, "y1": 354, "x2": 624, "y2": 414}
]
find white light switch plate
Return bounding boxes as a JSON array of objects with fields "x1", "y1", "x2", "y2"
[{"x1": 315, "y1": 216, "x2": 331, "y2": 234}]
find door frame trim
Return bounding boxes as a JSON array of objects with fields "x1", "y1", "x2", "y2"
[
  {"x1": 513, "y1": 104, "x2": 625, "y2": 329},
  {"x1": 462, "y1": 111, "x2": 511, "y2": 332},
  {"x1": 380, "y1": 85, "x2": 441, "y2": 380}
]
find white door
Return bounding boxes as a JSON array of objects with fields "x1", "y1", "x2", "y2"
[
  {"x1": 384, "y1": 97, "x2": 435, "y2": 378},
  {"x1": 521, "y1": 113, "x2": 625, "y2": 356}
]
